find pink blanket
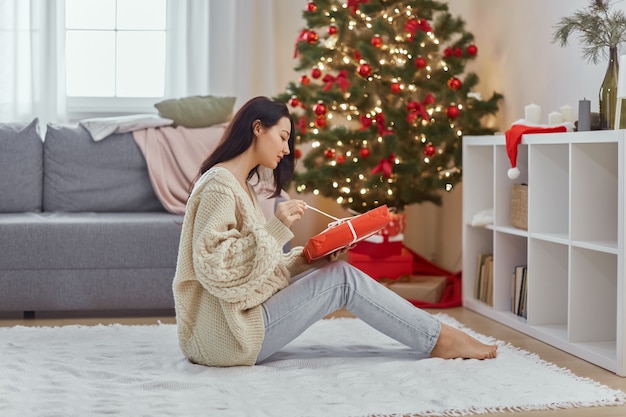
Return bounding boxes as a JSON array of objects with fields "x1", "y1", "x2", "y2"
[
  {"x1": 133, "y1": 124, "x2": 287, "y2": 217},
  {"x1": 133, "y1": 125, "x2": 226, "y2": 214}
]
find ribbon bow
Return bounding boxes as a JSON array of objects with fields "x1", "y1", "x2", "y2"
[
  {"x1": 306, "y1": 204, "x2": 359, "y2": 243},
  {"x1": 374, "y1": 113, "x2": 393, "y2": 137},
  {"x1": 359, "y1": 114, "x2": 373, "y2": 130},
  {"x1": 347, "y1": 0, "x2": 368, "y2": 13},
  {"x1": 406, "y1": 93, "x2": 434, "y2": 123},
  {"x1": 404, "y1": 18, "x2": 432, "y2": 35},
  {"x1": 371, "y1": 153, "x2": 395, "y2": 178},
  {"x1": 323, "y1": 70, "x2": 350, "y2": 92}
]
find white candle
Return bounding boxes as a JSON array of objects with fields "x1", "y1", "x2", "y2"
[
  {"x1": 525, "y1": 103, "x2": 541, "y2": 124},
  {"x1": 548, "y1": 111, "x2": 564, "y2": 125},
  {"x1": 559, "y1": 105, "x2": 575, "y2": 123}
]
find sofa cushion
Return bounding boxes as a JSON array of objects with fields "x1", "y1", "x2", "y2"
[
  {"x1": 0, "y1": 212, "x2": 182, "y2": 270},
  {"x1": 154, "y1": 95, "x2": 236, "y2": 128},
  {"x1": 0, "y1": 119, "x2": 43, "y2": 212},
  {"x1": 43, "y1": 124, "x2": 164, "y2": 212}
]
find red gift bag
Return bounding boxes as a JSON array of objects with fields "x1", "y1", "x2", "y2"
[{"x1": 303, "y1": 205, "x2": 392, "y2": 262}]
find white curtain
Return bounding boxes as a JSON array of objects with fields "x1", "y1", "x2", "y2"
[
  {"x1": 164, "y1": 0, "x2": 210, "y2": 99},
  {"x1": 166, "y1": 0, "x2": 300, "y2": 109},
  {"x1": 0, "y1": 0, "x2": 66, "y2": 125}
]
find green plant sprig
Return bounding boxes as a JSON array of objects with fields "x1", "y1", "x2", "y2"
[{"x1": 552, "y1": 0, "x2": 626, "y2": 64}]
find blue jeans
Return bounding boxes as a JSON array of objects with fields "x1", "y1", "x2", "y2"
[{"x1": 256, "y1": 260, "x2": 441, "y2": 363}]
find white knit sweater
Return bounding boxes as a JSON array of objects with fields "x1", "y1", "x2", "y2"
[{"x1": 173, "y1": 168, "x2": 312, "y2": 366}]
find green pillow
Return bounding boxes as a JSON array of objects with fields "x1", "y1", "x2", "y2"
[{"x1": 154, "y1": 95, "x2": 236, "y2": 128}]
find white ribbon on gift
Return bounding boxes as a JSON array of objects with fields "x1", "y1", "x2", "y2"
[{"x1": 305, "y1": 204, "x2": 359, "y2": 245}]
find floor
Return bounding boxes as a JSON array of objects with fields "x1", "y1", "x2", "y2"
[{"x1": 1, "y1": 306, "x2": 625, "y2": 417}]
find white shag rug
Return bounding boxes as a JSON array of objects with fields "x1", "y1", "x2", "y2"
[{"x1": 1, "y1": 314, "x2": 624, "y2": 417}]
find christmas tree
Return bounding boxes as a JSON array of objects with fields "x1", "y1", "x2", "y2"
[{"x1": 275, "y1": 0, "x2": 502, "y2": 213}]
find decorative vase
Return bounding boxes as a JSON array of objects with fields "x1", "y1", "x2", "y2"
[{"x1": 599, "y1": 46, "x2": 626, "y2": 129}]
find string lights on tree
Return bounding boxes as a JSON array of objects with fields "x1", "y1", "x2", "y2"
[{"x1": 276, "y1": 0, "x2": 502, "y2": 213}]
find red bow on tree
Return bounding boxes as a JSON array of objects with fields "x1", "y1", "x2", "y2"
[
  {"x1": 374, "y1": 113, "x2": 393, "y2": 137},
  {"x1": 404, "y1": 18, "x2": 432, "y2": 36},
  {"x1": 372, "y1": 153, "x2": 396, "y2": 178},
  {"x1": 406, "y1": 93, "x2": 434, "y2": 123},
  {"x1": 359, "y1": 114, "x2": 373, "y2": 130},
  {"x1": 347, "y1": 0, "x2": 368, "y2": 13},
  {"x1": 322, "y1": 70, "x2": 350, "y2": 91}
]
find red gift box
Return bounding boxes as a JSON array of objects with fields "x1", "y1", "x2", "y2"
[
  {"x1": 347, "y1": 248, "x2": 413, "y2": 280},
  {"x1": 351, "y1": 235, "x2": 404, "y2": 258},
  {"x1": 303, "y1": 205, "x2": 392, "y2": 262}
]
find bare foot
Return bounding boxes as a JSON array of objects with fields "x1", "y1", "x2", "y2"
[{"x1": 430, "y1": 323, "x2": 498, "y2": 360}]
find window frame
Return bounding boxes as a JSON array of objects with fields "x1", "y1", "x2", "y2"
[{"x1": 64, "y1": 0, "x2": 167, "y2": 120}]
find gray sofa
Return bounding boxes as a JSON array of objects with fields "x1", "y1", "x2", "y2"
[{"x1": 0, "y1": 119, "x2": 185, "y2": 314}]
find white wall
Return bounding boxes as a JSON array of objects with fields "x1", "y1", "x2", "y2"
[{"x1": 265, "y1": 0, "x2": 611, "y2": 271}]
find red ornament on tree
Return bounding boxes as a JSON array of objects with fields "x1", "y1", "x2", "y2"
[
  {"x1": 424, "y1": 144, "x2": 436, "y2": 157},
  {"x1": 324, "y1": 149, "x2": 335, "y2": 159},
  {"x1": 359, "y1": 147, "x2": 370, "y2": 158},
  {"x1": 446, "y1": 105, "x2": 460, "y2": 119},
  {"x1": 414, "y1": 56, "x2": 427, "y2": 69},
  {"x1": 311, "y1": 68, "x2": 322, "y2": 79},
  {"x1": 371, "y1": 35, "x2": 382, "y2": 48},
  {"x1": 390, "y1": 82, "x2": 401, "y2": 94},
  {"x1": 444, "y1": 47, "x2": 452, "y2": 57},
  {"x1": 306, "y1": 1, "x2": 317, "y2": 12},
  {"x1": 288, "y1": 96, "x2": 300, "y2": 108},
  {"x1": 315, "y1": 116, "x2": 327, "y2": 128},
  {"x1": 453, "y1": 47, "x2": 462, "y2": 57},
  {"x1": 306, "y1": 30, "x2": 319, "y2": 44},
  {"x1": 300, "y1": 75, "x2": 310, "y2": 85},
  {"x1": 313, "y1": 101, "x2": 327, "y2": 116},
  {"x1": 357, "y1": 63, "x2": 372, "y2": 77},
  {"x1": 328, "y1": 25, "x2": 337, "y2": 35},
  {"x1": 336, "y1": 155, "x2": 346, "y2": 164},
  {"x1": 294, "y1": 148, "x2": 302, "y2": 159},
  {"x1": 447, "y1": 77, "x2": 462, "y2": 91},
  {"x1": 467, "y1": 44, "x2": 478, "y2": 56}
]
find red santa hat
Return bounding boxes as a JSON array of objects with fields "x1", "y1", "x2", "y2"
[{"x1": 505, "y1": 123, "x2": 570, "y2": 179}]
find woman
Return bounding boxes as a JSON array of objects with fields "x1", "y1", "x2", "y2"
[{"x1": 173, "y1": 96, "x2": 497, "y2": 367}]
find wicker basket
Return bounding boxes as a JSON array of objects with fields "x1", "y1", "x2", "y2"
[{"x1": 510, "y1": 183, "x2": 528, "y2": 230}]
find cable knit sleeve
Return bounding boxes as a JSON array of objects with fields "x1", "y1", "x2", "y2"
[{"x1": 190, "y1": 183, "x2": 290, "y2": 307}]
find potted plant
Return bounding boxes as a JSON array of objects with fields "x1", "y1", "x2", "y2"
[{"x1": 553, "y1": 0, "x2": 626, "y2": 129}]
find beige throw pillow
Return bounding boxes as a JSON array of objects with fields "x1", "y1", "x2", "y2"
[{"x1": 154, "y1": 95, "x2": 236, "y2": 128}]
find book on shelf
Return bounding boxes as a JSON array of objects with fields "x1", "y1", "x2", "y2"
[
  {"x1": 475, "y1": 253, "x2": 493, "y2": 306},
  {"x1": 511, "y1": 265, "x2": 527, "y2": 318}
]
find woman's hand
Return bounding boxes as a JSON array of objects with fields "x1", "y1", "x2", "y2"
[
  {"x1": 275, "y1": 199, "x2": 307, "y2": 227},
  {"x1": 328, "y1": 243, "x2": 356, "y2": 261}
]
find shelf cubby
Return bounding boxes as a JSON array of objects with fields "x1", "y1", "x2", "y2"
[
  {"x1": 494, "y1": 144, "x2": 527, "y2": 229},
  {"x1": 569, "y1": 247, "x2": 617, "y2": 343},
  {"x1": 493, "y1": 231, "x2": 527, "y2": 312},
  {"x1": 526, "y1": 239, "x2": 568, "y2": 328},
  {"x1": 528, "y1": 144, "x2": 569, "y2": 237}
]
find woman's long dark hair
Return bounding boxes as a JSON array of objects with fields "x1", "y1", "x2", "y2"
[{"x1": 194, "y1": 96, "x2": 295, "y2": 198}]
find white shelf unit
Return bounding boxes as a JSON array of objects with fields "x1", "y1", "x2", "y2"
[{"x1": 462, "y1": 130, "x2": 626, "y2": 376}]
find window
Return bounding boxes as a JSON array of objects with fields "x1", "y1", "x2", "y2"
[{"x1": 65, "y1": 0, "x2": 166, "y2": 115}]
